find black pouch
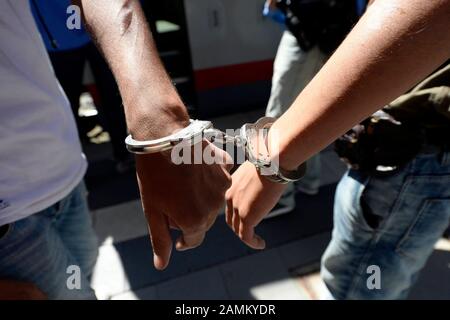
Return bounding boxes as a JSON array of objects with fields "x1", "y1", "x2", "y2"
[{"x1": 335, "y1": 112, "x2": 423, "y2": 173}]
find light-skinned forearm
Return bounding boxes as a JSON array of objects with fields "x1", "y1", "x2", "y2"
[
  {"x1": 74, "y1": 0, "x2": 189, "y2": 140},
  {"x1": 269, "y1": 0, "x2": 450, "y2": 170}
]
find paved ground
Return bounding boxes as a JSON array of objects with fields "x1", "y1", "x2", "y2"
[{"x1": 83, "y1": 109, "x2": 450, "y2": 300}]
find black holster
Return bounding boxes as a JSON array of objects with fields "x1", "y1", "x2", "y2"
[{"x1": 335, "y1": 114, "x2": 424, "y2": 173}]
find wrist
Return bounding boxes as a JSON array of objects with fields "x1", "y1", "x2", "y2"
[
  {"x1": 126, "y1": 97, "x2": 190, "y2": 141},
  {"x1": 268, "y1": 121, "x2": 303, "y2": 171}
]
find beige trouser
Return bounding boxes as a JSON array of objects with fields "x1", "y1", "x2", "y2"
[{"x1": 266, "y1": 31, "x2": 327, "y2": 204}]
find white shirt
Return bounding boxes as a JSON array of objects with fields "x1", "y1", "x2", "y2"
[{"x1": 0, "y1": 0, "x2": 87, "y2": 226}]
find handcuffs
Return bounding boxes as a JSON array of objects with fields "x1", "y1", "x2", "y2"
[{"x1": 125, "y1": 117, "x2": 306, "y2": 184}]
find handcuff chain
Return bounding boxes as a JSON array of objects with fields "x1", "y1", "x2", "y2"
[{"x1": 203, "y1": 128, "x2": 245, "y2": 148}]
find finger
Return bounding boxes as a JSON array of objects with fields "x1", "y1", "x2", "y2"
[
  {"x1": 209, "y1": 139, "x2": 235, "y2": 172},
  {"x1": 239, "y1": 221, "x2": 266, "y2": 250},
  {"x1": 222, "y1": 150, "x2": 234, "y2": 172},
  {"x1": 202, "y1": 147, "x2": 232, "y2": 196},
  {"x1": 232, "y1": 208, "x2": 240, "y2": 234},
  {"x1": 147, "y1": 211, "x2": 173, "y2": 270},
  {"x1": 205, "y1": 210, "x2": 219, "y2": 231},
  {"x1": 213, "y1": 148, "x2": 233, "y2": 187},
  {"x1": 225, "y1": 197, "x2": 233, "y2": 226},
  {"x1": 168, "y1": 217, "x2": 180, "y2": 231},
  {"x1": 176, "y1": 231, "x2": 206, "y2": 251}
]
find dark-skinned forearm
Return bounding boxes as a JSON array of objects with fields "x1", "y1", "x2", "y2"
[{"x1": 73, "y1": 0, "x2": 189, "y2": 140}]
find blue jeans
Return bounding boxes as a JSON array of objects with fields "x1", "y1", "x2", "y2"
[
  {"x1": 0, "y1": 182, "x2": 98, "y2": 299},
  {"x1": 321, "y1": 150, "x2": 450, "y2": 299}
]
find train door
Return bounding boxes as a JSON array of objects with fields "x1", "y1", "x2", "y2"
[{"x1": 142, "y1": 0, "x2": 283, "y2": 118}]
